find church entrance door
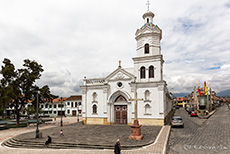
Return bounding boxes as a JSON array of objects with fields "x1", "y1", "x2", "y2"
[{"x1": 114, "y1": 105, "x2": 127, "y2": 124}]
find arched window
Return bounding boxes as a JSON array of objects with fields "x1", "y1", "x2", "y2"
[
  {"x1": 147, "y1": 18, "x2": 149, "y2": 23},
  {"x1": 144, "y1": 44, "x2": 149, "y2": 54},
  {"x1": 92, "y1": 92, "x2": 97, "y2": 102},
  {"x1": 93, "y1": 104, "x2": 97, "y2": 114},
  {"x1": 145, "y1": 90, "x2": 150, "y2": 100},
  {"x1": 149, "y1": 66, "x2": 154, "y2": 78},
  {"x1": 145, "y1": 104, "x2": 151, "y2": 114},
  {"x1": 140, "y1": 66, "x2": 146, "y2": 79}
]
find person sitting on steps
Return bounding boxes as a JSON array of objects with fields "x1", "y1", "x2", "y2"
[{"x1": 44, "y1": 136, "x2": 52, "y2": 147}]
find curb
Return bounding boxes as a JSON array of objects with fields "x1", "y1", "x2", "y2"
[
  {"x1": 162, "y1": 126, "x2": 171, "y2": 154},
  {"x1": 198, "y1": 108, "x2": 217, "y2": 119},
  {"x1": 150, "y1": 125, "x2": 171, "y2": 154}
]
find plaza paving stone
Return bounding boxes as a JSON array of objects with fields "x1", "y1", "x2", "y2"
[
  {"x1": 0, "y1": 116, "x2": 171, "y2": 153},
  {"x1": 14, "y1": 123, "x2": 162, "y2": 148}
]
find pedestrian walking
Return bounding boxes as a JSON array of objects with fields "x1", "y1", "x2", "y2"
[
  {"x1": 44, "y1": 136, "x2": 52, "y2": 146},
  {"x1": 114, "y1": 139, "x2": 121, "y2": 154}
]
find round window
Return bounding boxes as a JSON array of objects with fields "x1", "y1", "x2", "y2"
[{"x1": 117, "y1": 82, "x2": 123, "y2": 87}]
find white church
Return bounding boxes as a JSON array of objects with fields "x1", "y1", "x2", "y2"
[{"x1": 80, "y1": 6, "x2": 173, "y2": 126}]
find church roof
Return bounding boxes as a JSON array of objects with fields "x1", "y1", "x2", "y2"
[
  {"x1": 123, "y1": 68, "x2": 134, "y2": 75},
  {"x1": 105, "y1": 66, "x2": 135, "y2": 81}
]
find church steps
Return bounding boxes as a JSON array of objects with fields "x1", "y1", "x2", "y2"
[{"x1": 2, "y1": 137, "x2": 154, "y2": 150}]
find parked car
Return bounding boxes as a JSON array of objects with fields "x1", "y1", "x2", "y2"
[
  {"x1": 190, "y1": 111, "x2": 198, "y2": 117},
  {"x1": 176, "y1": 106, "x2": 180, "y2": 109},
  {"x1": 185, "y1": 107, "x2": 190, "y2": 112},
  {"x1": 188, "y1": 108, "x2": 194, "y2": 114},
  {"x1": 171, "y1": 116, "x2": 184, "y2": 128}
]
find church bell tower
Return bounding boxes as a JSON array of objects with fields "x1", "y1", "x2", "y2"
[{"x1": 133, "y1": 2, "x2": 164, "y2": 83}]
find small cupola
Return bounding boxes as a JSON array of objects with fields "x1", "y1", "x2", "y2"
[
  {"x1": 142, "y1": 11, "x2": 154, "y2": 24},
  {"x1": 142, "y1": 0, "x2": 155, "y2": 27}
]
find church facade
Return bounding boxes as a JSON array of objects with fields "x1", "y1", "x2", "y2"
[{"x1": 80, "y1": 8, "x2": 173, "y2": 126}]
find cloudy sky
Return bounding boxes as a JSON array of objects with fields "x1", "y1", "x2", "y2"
[{"x1": 0, "y1": 0, "x2": 229, "y2": 96}]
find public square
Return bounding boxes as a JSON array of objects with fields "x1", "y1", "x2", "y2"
[{"x1": 0, "y1": 117, "x2": 170, "y2": 154}]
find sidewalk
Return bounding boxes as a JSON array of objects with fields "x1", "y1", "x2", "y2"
[{"x1": 198, "y1": 109, "x2": 217, "y2": 119}]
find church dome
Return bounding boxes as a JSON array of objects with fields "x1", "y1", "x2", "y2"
[{"x1": 142, "y1": 11, "x2": 154, "y2": 19}]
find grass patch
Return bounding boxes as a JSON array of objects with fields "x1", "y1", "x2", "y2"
[{"x1": 8, "y1": 124, "x2": 27, "y2": 128}]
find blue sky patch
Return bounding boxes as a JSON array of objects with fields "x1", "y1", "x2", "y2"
[
  {"x1": 207, "y1": 66, "x2": 221, "y2": 70},
  {"x1": 177, "y1": 18, "x2": 202, "y2": 32},
  {"x1": 224, "y1": 3, "x2": 230, "y2": 8}
]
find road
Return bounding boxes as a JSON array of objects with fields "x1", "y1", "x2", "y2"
[{"x1": 167, "y1": 105, "x2": 230, "y2": 154}]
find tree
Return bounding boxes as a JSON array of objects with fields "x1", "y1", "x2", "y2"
[
  {"x1": 0, "y1": 58, "x2": 16, "y2": 118},
  {"x1": 0, "y1": 58, "x2": 57, "y2": 125},
  {"x1": 30, "y1": 85, "x2": 58, "y2": 118}
]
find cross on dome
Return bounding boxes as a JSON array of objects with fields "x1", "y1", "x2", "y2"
[
  {"x1": 146, "y1": 0, "x2": 150, "y2": 11},
  {"x1": 142, "y1": 0, "x2": 154, "y2": 24}
]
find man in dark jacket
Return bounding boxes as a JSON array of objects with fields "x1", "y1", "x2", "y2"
[
  {"x1": 114, "y1": 139, "x2": 121, "y2": 154},
  {"x1": 45, "y1": 136, "x2": 52, "y2": 146}
]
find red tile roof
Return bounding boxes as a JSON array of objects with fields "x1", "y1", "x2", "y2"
[
  {"x1": 52, "y1": 97, "x2": 68, "y2": 103},
  {"x1": 176, "y1": 97, "x2": 184, "y2": 101},
  {"x1": 66, "y1": 95, "x2": 82, "y2": 101}
]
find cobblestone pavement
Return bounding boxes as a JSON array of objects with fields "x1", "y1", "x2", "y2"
[
  {"x1": 167, "y1": 105, "x2": 230, "y2": 154},
  {"x1": 15, "y1": 123, "x2": 162, "y2": 146},
  {"x1": 0, "y1": 117, "x2": 170, "y2": 154}
]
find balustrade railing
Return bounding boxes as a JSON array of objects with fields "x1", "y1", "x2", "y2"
[{"x1": 85, "y1": 79, "x2": 105, "y2": 85}]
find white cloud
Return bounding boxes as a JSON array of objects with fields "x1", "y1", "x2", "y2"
[{"x1": 0, "y1": 0, "x2": 230, "y2": 96}]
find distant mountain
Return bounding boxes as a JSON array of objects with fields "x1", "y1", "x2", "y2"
[
  {"x1": 172, "y1": 93, "x2": 190, "y2": 98},
  {"x1": 217, "y1": 89, "x2": 230, "y2": 97}
]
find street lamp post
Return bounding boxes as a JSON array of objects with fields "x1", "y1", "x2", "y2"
[
  {"x1": 60, "y1": 97, "x2": 63, "y2": 127},
  {"x1": 77, "y1": 102, "x2": 79, "y2": 122},
  {"x1": 36, "y1": 92, "x2": 39, "y2": 138}
]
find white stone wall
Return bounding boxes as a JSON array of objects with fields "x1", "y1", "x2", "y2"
[
  {"x1": 136, "y1": 36, "x2": 161, "y2": 57},
  {"x1": 86, "y1": 88, "x2": 107, "y2": 118},
  {"x1": 135, "y1": 83, "x2": 166, "y2": 120},
  {"x1": 133, "y1": 57, "x2": 162, "y2": 82}
]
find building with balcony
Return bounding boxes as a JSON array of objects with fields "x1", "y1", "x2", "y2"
[{"x1": 39, "y1": 95, "x2": 82, "y2": 117}]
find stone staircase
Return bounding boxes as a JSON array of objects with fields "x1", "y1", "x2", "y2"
[{"x1": 2, "y1": 137, "x2": 146, "y2": 150}]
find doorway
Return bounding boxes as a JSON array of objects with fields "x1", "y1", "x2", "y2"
[
  {"x1": 72, "y1": 110, "x2": 76, "y2": 116},
  {"x1": 114, "y1": 105, "x2": 127, "y2": 124}
]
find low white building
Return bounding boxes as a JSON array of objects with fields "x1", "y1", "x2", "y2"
[
  {"x1": 2, "y1": 96, "x2": 82, "y2": 118},
  {"x1": 80, "y1": 7, "x2": 173, "y2": 126},
  {"x1": 65, "y1": 95, "x2": 82, "y2": 117},
  {"x1": 39, "y1": 95, "x2": 82, "y2": 117},
  {"x1": 40, "y1": 97, "x2": 67, "y2": 117}
]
